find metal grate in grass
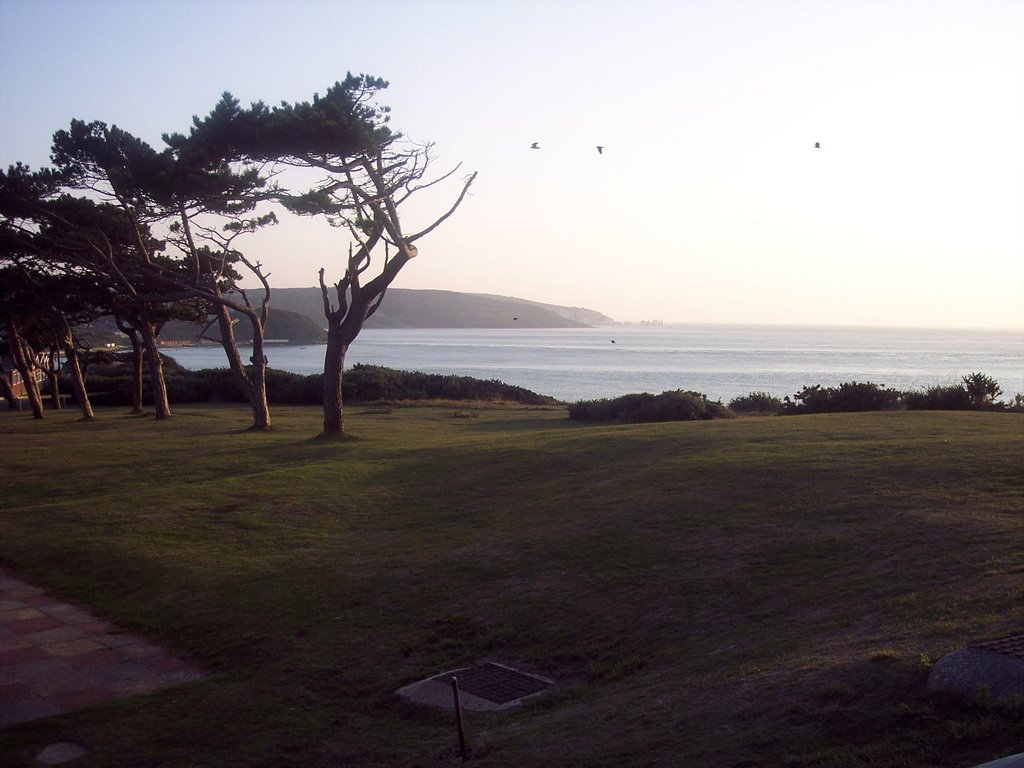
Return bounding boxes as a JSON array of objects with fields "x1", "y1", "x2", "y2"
[
  {"x1": 438, "y1": 663, "x2": 553, "y2": 705},
  {"x1": 971, "y1": 634, "x2": 1024, "y2": 660}
]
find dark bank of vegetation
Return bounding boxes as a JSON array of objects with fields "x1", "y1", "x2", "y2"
[
  {"x1": 21, "y1": 353, "x2": 1019, "y2": 423},
  {"x1": 75, "y1": 353, "x2": 556, "y2": 408},
  {"x1": 568, "y1": 389, "x2": 731, "y2": 422},
  {"x1": 571, "y1": 372, "x2": 1020, "y2": 423},
  {"x1": 1, "y1": 406, "x2": 1021, "y2": 768}
]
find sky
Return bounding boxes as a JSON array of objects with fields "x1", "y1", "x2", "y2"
[{"x1": 1, "y1": 0, "x2": 1022, "y2": 329}]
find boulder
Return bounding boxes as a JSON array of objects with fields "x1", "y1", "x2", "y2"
[{"x1": 927, "y1": 634, "x2": 1024, "y2": 702}]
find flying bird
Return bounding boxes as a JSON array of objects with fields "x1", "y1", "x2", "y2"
[
  {"x1": 530, "y1": 142, "x2": 540, "y2": 149},
  {"x1": 596, "y1": 146, "x2": 604, "y2": 154},
  {"x1": 611, "y1": 339, "x2": 616, "y2": 344},
  {"x1": 814, "y1": 142, "x2": 821, "y2": 149}
]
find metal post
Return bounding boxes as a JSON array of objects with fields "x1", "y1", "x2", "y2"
[{"x1": 452, "y1": 675, "x2": 468, "y2": 761}]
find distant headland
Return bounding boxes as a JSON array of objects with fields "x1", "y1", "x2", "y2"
[{"x1": 149, "y1": 288, "x2": 617, "y2": 345}]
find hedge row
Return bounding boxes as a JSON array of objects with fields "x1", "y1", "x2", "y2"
[
  {"x1": 79, "y1": 363, "x2": 556, "y2": 407},
  {"x1": 570, "y1": 374, "x2": 1019, "y2": 424},
  {"x1": 72, "y1": 356, "x2": 1017, "y2": 424}
]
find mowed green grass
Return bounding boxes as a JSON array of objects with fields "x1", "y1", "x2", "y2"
[{"x1": 1, "y1": 404, "x2": 1022, "y2": 767}]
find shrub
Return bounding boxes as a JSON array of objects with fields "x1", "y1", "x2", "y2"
[
  {"x1": 342, "y1": 364, "x2": 554, "y2": 404},
  {"x1": 903, "y1": 384, "x2": 973, "y2": 411},
  {"x1": 569, "y1": 390, "x2": 730, "y2": 423},
  {"x1": 274, "y1": 371, "x2": 323, "y2": 405},
  {"x1": 962, "y1": 372, "x2": 1002, "y2": 407},
  {"x1": 74, "y1": 362, "x2": 553, "y2": 408},
  {"x1": 833, "y1": 381, "x2": 902, "y2": 412},
  {"x1": 782, "y1": 381, "x2": 901, "y2": 414},
  {"x1": 729, "y1": 391, "x2": 783, "y2": 416}
]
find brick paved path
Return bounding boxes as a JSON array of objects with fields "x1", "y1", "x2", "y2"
[{"x1": 0, "y1": 566, "x2": 204, "y2": 728}]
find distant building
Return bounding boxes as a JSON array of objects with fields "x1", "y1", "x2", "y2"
[{"x1": 0, "y1": 341, "x2": 49, "y2": 400}]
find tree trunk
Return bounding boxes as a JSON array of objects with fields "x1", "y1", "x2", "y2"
[
  {"x1": 213, "y1": 303, "x2": 271, "y2": 431},
  {"x1": 129, "y1": 336, "x2": 144, "y2": 413},
  {"x1": 248, "y1": 324, "x2": 270, "y2": 431},
  {"x1": 60, "y1": 317, "x2": 94, "y2": 420},
  {"x1": 63, "y1": 344, "x2": 94, "y2": 419},
  {"x1": 119, "y1": 323, "x2": 145, "y2": 414},
  {"x1": 138, "y1": 311, "x2": 171, "y2": 420},
  {"x1": 0, "y1": 362, "x2": 21, "y2": 410},
  {"x1": 321, "y1": 328, "x2": 348, "y2": 438},
  {"x1": 5, "y1": 318, "x2": 44, "y2": 419},
  {"x1": 45, "y1": 352, "x2": 62, "y2": 409}
]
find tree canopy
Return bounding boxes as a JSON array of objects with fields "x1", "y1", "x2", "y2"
[{"x1": 1, "y1": 73, "x2": 478, "y2": 435}]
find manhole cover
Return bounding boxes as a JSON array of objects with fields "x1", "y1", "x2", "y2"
[
  {"x1": 971, "y1": 634, "x2": 1024, "y2": 660},
  {"x1": 438, "y1": 662, "x2": 553, "y2": 705}
]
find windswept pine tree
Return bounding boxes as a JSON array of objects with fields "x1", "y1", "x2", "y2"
[{"x1": 186, "y1": 75, "x2": 477, "y2": 437}]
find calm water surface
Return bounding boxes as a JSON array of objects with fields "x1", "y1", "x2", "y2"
[{"x1": 164, "y1": 325, "x2": 1024, "y2": 404}]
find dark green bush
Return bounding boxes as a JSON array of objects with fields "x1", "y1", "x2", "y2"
[
  {"x1": 79, "y1": 373, "x2": 136, "y2": 407},
  {"x1": 569, "y1": 390, "x2": 730, "y2": 423},
  {"x1": 903, "y1": 384, "x2": 973, "y2": 411},
  {"x1": 344, "y1": 365, "x2": 407, "y2": 401},
  {"x1": 73, "y1": 362, "x2": 554, "y2": 408},
  {"x1": 962, "y1": 372, "x2": 1003, "y2": 407},
  {"x1": 729, "y1": 391, "x2": 783, "y2": 416},
  {"x1": 276, "y1": 371, "x2": 323, "y2": 405},
  {"x1": 342, "y1": 364, "x2": 553, "y2": 404},
  {"x1": 782, "y1": 381, "x2": 901, "y2": 414}
]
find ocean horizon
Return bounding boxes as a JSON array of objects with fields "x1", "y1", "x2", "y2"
[{"x1": 163, "y1": 324, "x2": 1024, "y2": 404}]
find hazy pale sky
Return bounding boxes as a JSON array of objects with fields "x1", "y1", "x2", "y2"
[{"x1": 2, "y1": 0, "x2": 1022, "y2": 328}]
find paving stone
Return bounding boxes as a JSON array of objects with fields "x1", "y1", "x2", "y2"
[
  {"x1": 96, "y1": 632, "x2": 147, "y2": 648},
  {"x1": 48, "y1": 685, "x2": 119, "y2": 713},
  {"x1": 77, "y1": 620, "x2": 114, "y2": 636},
  {"x1": 0, "y1": 567, "x2": 205, "y2": 729},
  {"x1": 7, "y1": 616, "x2": 63, "y2": 634},
  {"x1": 0, "y1": 696, "x2": 60, "y2": 727},
  {"x1": 116, "y1": 642, "x2": 164, "y2": 659},
  {"x1": 67, "y1": 649, "x2": 123, "y2": 670},
  {"x1": 13, "y1": 660, "x2": 94, "y2": 696},
  {"x1": 21, "y1": 594, "x2": 58, "y2": 607},
  {"x1": 41, "y1": 638, "x2": 104, "y2": 657},
  {"x1": 38, "y1": 604, "x2": 94, "y2": 625},
  {"x1": 0, "y1": 645, "x2": 49, "y2": 666},
  {"x1": 0, "y1": 607, "x2": 46, "y2": 621},
  {"x1": 83, "y1": 660, "x2": 162, "y2": 686},
  {"x1": 0, "y1": 636, "x2": 30, "y2": 652},
  {"x1": 23, "y1": 626, "x2": 86, "y2": 645},
  {"x1": 5, "y1": 583, "x2": 44, "y2": 598},
  {"x1": 0, "y1": 681, "x2": 34, "y2": 700}
]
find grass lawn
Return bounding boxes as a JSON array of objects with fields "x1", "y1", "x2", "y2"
[{"x1": 1, "y1": 404, "x2": 1022, "y2": 767}]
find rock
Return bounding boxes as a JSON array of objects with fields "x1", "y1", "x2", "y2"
[
  {"x1": 969, "y1": 752, "x2": 1024, "y2": 768},
  {"x1": 35, "y1": 742, "x2": 88, "y2": 764},
  {"x1": 927, "y1": 643, "x2": 1024, "y2": 702}
]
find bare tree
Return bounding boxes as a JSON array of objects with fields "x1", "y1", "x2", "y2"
[
  {"x1": 305, "y1": 144, "x2": 476, "y2": 437},
  {"x1": 238, "y1": 76, "x2": 477, "y2": 437}
]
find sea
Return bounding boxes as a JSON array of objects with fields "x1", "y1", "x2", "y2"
[{"x1": 162, "y1": 325, "x2": 1024, "y2": 404}]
